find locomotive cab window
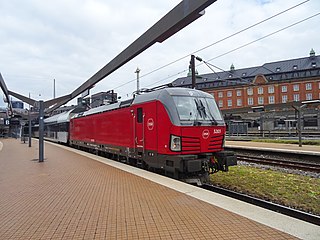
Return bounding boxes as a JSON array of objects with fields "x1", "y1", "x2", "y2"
[
  {"x1": 137, "y1": 108, "x2": 143, "y2": 123},
  {"x1": 172, "y1": 96, "x2": 224, "y2": 126}
]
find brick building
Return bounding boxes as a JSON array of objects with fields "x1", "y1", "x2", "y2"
[{"x1": 172, "y1": 50, "x2": 320, "y2": 135}]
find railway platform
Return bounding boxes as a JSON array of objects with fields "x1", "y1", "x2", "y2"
[
  {"x1": 0, "y1": 138, "x2": 319, "y2": 240},
  {"x1": 226, "y1": 140, "x2": 320, "y2": 155}
]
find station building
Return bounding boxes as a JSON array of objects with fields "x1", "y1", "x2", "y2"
[{"x1": 172, "y1": 50, "x2": 320, "y2": 136}]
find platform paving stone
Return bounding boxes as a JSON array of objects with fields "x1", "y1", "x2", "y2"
[{"x1": 0, "y1": 138, "x2": 297, "y2": 239}]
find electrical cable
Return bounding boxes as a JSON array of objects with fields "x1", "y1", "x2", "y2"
[
  {"x1": 143, "y1": 12, "x2": 320, "y2": 89},
  {"x1": 206, "y1": 12, "x2": 320, "y2": 63},
  {"x1": 114, "y1": 0, "x2": 310, "y2": 91}
]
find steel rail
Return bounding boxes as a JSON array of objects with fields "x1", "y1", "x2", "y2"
[
  {"x1": 237, "y1": 155, "x2": 320, "y2": 173},
  {"x1": 202, "y1": 184, "x2": 320, "y2": 226}
]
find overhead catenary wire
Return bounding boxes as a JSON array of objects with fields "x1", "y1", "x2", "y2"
[
  {"x1": 114, "y1": 0, "x2": 310, "y2": 91},
  {"x1": 206, "y1": 12, "x2": 320, "y2": 63},
  {"x1": 143, "y1": 11, "x2": 320, "y2": 89}
]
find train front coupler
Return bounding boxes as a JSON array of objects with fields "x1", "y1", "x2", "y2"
[{"x1": 209, "y1": 151, "x2": 237, "y2": 173}]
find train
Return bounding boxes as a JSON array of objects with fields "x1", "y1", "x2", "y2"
[{"x1": 37, "y1": 87, "x2": 237, "y2": 185}]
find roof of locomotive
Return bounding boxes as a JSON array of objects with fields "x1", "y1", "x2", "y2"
[
  {"x1": 133, "y1": 87, "x2": 213, "y2": 104},
  {"x1": 72, "y1": 87, "x2": 214, "y2": 119}
]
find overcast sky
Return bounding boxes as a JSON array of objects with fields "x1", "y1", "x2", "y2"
[{"x1": 0, "y1": 0, "x2": 319, "y2": 108}]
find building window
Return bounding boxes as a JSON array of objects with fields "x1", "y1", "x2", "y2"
[
  {"x1": 282, "y1": 95, "x2": 288, "y2": 103},
  {"x1": 258, "y1": 97, "x2": 264, "y2": 105},
  {"x1": 276, "y1": 67, "x2": 281, "y2": 72},
  {"x1": 306, "y1": 93, "x2": 312, "y2": 100},
  {"x1": 268, "y1": 86, "x2": 274, "y2": 94},
  {"x1": 218, "y1": 92, "x2": 223, "y2": 98},
  {"x1": 293, "y1": 94, "x2": 300, "y2": 102},
  {"x1": 218, "y1": 100, "x2": 223, "y2": 108},
  {"x1": 306, "y1": 83, "x2": 312, "y2": 90},
  {"x1": 236, "y1": 90, "x2": 242, "y2": 96},
  {"x1": 293, "y1": 84, "x2": 299, "y2": 91},
  {"x1": 227, "y1": 91, "x2": 232, "y2": 97},
  {"x1": 258, "y1": 87, "x2": 263, "y2": 95},
  {"x1": 248, "y1": 98, "x2": 254, "y2": 105},
  {"x1": 237, "y1": 99, "x2": 242, "y2": 106},
  {"x1": 227, "y1": 99, "x2": 232, "y2": 107},
  {"x1": 247, "y1": 88, "x2": 253, "y2": 96},
  {"x1": 269, "y1": 96, "x2": 275, "y2": 104},
  {"x1": 281, "y1": 85, "x2": 287, "y2": 93},
  {"x1": 293, "y1": 65, "x2": 298, "y2": 70}
]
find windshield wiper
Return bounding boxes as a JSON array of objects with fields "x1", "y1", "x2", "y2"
[
  {"x1": 199, "y1": 99, "x2": 207, "y2": 117},
  {"x1": 199, "y1": 99, "x2": 218, "y2": 126},
  {"x1": 193, "y1": 99, "x2": 202, "y2": 126}
]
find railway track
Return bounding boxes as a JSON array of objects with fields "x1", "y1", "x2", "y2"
[
  {"x1": 237, "y1": 154, "x2": 320, "y2": 173},
  {"x1": 202, "y1": 184, "x2": 320, "y2": 226}
]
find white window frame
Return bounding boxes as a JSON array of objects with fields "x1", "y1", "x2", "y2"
[
  {"x1": 268, "y1": 95, "x2": 275, "y2": 104},
  {"x1": 248, "y1": 98, "x2": 254, "y2": 105},
  {"x1": 227, "y1": 99, "x2": 232, "y2": 107},
  {"x1": 247, "y1": 88, "x2": 253, "y2": 96},
  {"x1": 258, "y1": 87, "x2": 263, "y2": 95},
  {"x1": 237, "y1": 99, "x2": 242, "y2": 106},
  {"x1": 218, "y1": 92, "x2": 223, "y2": 98},
  {"x1": 236, "y1": 90, "x2": 242, "y2": 97},
  {"x1": 258, "y1": 97, "x2": 264, "y2": 105},
  {"x1": 281, "y1": 85, "x2": 287, "y2": 93},
  {"x1": 306, "y1": 83, "x2": 312, "y2": 90},
  {"x1": 306, "y1": 93, "x2": 312, "y2": 100},
  {"x1": 293, "y1": 84, "x2": 299, "y2": 91},
  {"x1": 218, "y1": 100, "x2": 223, "y2": 108},
  {"x1": 268, "y1": 86, "x2": 274, "y2": 94},
  {"x1": 293, "y1": 94, "x2": 300, "y2": 102},
  {"x1": 282, "y1": 95, "x2": 288, "y2": 103},
  {"x1": 227, "y1": 91, "x2": 232, "y2": 97}
]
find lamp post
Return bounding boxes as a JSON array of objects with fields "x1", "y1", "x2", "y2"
[
  {"x1": 27, "y1": 92, "x2": 40, "y2": 148},
  {"x1": 135, "y1": 68, "x2": 140, "y2": 93},
  {"x1": 190, "y1": 55, "x2": 196, "y2": 89},
  {"x1": 292, "y1": 105, "x2": 303, "y2": 147},
  {"x1": 28, "y1": 93, "x2": 31, "y2": 147},
  {"x1": 53, "y1": 79, "x2": 56, "y2": 99},
  {"x1": 293, "y1": 100, "x2": 320, "y2": 147},
  {"x1": 38, "y1": 100, "x2": 44, "y2": 162}
]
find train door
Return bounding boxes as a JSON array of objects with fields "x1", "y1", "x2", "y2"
[{"x1": 135, "y1": 107, "x2": 144, "y2": 157}]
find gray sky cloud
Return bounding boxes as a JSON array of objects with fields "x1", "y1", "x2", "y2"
[{"x1": 0, "y1": 0, "x2": 319, "y2": 107}]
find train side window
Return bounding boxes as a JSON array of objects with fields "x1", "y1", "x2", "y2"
[{"x1": 137, "y1": 108, "x2": 143, "y2": 123}]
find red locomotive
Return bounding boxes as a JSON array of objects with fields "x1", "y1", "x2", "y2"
[{"x1": 41, "y1": 86, "x2": 236, "y2": 185}]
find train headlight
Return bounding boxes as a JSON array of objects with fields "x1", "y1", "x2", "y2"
[{"x1": 170, "y1": 135, "x2": 181, "y2": 152}]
